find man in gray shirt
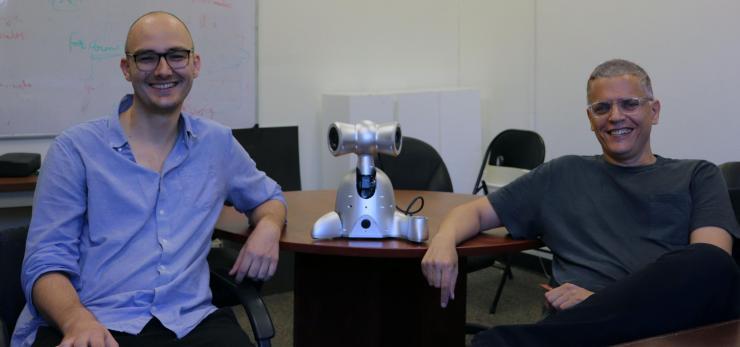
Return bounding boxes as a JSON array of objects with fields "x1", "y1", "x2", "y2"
[{"x1": 421, "y1": 59, "x2": 739, "y2": 346}]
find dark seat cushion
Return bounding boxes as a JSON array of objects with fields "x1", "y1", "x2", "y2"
[{"x1": 0, "y1": 226, "x2": 28, "y2": 339}]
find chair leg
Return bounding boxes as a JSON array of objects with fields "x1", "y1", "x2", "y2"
[
  {"x1": 505, "y1": 258, "x2": 514, "y2": 280},
  {"x1": 488, "y1": 256, "x2": 513, "y2": 314}
]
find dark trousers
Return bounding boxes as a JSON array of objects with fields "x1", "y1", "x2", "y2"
[
  {"x1": 32, "y1": 307, "x2": 253, "y2": 347},
  {"x1": 472, "y1": 243, "x2": 740, "y2": 347}
]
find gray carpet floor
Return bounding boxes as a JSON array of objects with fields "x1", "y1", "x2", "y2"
[{"x1": 236, "y1": 264, "x2": 550, "y2": 347}]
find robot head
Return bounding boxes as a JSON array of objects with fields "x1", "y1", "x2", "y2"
[{"x1": 327, "y1": 120, "x2": 402, "y2": 158}]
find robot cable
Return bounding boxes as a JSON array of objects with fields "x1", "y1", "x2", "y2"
[{"x1": 396, "y1": 196, "x2": 424, "y2": 216}]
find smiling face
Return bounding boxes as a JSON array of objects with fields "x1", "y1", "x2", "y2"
[
  {"x1": 586, "y1": 74, "x2": 661, "y2": 167},
  {"x1": 120, "y1": 13, "x2": 200, "y2": 116}
]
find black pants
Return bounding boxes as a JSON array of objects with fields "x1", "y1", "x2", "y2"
[
  {"x1": 32, "y1": 307, "x2": 253, "y2": 347},
  {"x1": 472, "y1": 243, "x2": 740, "y2": 347}
]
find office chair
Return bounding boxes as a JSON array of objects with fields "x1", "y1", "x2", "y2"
[
  {"x1": 217, "y1": 125, "x2": 302, "y2": 296},
  {"x1": 0, "y1": 226, "x2": 275, "y2": 347},
  {"x1": 473, "y1": 129, "x2": 545, "y2": 195},
  {"x1": 231, "y1": 125, "x2": 301, "y2": 191},
  {"x1": 468, "y1": 129, "x2": 545, "y2": 323},
  {"x1": 0, "y1": 226, "x2": 26, "y2": 347},
  {"x1": 375, "y1": 136, "x2": 453, "y2": 193},
  {"x1": 207, "y1": 249, "x2": 276, "y2": 347},
  {"x1": 719, "y1": 162, "x2": 740, "y2": 266}
]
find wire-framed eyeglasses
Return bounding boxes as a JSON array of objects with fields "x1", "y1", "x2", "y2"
[
  {"x1": 125, "y1": 49, "x2": 194, "y2": 72},
  {"x1": 587, "y1": 97, "x2": 653, "y2": 116}
]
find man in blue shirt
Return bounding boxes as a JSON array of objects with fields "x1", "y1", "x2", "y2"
[
  {"x1": 421, "y1": 59, "x2": 740, "y2": 346},
  {"x1": 12, "y1": 11, "x2": 286, "y2": 347}
]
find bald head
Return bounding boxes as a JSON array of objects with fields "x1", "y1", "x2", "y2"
[{"x1": 124, "y1": 11, "x2": 194, "y2": 53}]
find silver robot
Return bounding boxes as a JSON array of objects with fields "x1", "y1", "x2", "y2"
[{"x1": 311, "y1": 120, "x2": 429, "y2": 243}]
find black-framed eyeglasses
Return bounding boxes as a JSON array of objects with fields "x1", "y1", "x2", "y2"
[
  {"x1": 125, "y1": 49, "x2": 194, "y2": 72},
  {"x1": 587, "y1": 97, "x2": 653, "y2": 116}
]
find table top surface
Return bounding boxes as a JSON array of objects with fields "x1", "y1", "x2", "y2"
[
  {"x1": 216, "y1": 189, "x2": 542, "y2": 258},
  {"x1": 0, "y1": 175, "x2": 38, "y2": 193}
]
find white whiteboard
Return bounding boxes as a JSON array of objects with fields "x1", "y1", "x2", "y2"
[{"x1": 0, "y1": 0, "x2": 256, "y2": 137}]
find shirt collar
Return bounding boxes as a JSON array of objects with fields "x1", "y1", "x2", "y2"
[
  {"x1": 107, "y1": 95, "x2": 131, "y2": 150},
  {"x1": 106, "y1": 94, "x2": 198, "y2": 149},
  {"x1": 180, "y1": 109, "x2": 197, "y2": 148}
]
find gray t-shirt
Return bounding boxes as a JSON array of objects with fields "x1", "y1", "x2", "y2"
[{"x1": 489, "y1": 155, "x2": 739, "y2": 292}]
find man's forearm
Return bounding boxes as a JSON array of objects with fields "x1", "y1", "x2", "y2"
[
  {"x1": 690, "y1": 226, "x2": 733, "y2": 255},
  {"x1": 249, "y1": 199, "x2": 286, "y2": 231},
  {"x1": 438, "y1": 197, "x2": 502, "y2": 245},
  {"x1": 33, "y1": 272, "x2": 98, "y2": 332}
]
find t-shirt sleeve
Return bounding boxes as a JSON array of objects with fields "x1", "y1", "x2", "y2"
[
  {"x1": 690, "y1": 161, "x2": 740, "y2": 238},
  {"x1": 488, "y1": 159, "x2": 555, "y2": 240}
]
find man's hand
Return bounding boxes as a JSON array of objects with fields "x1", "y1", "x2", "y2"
[
  {"x1": 229, "y1": 199, "x2": 285, "y2": 282},
  {"x1": 33, "y1": 273, "x2": 118, "y2": 347},
  {"x1": 57, "y1": 307, "x2": 118, "y2": 347},
  {"x1": 420, "y1": 197, "x2": 503, "y2": 309},
  {"x1": 542, "y1": 282, "x2": 593, "y2": 311},
  {"x1": 229, "y1": 218, "x2": 281, "y2": 282},
  {"x1": 421, "y1": 233, "x2": 458, "y2": 308}
]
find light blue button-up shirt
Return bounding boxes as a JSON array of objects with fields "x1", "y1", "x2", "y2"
[{"x1": 12, "y1": 95, "x2": 285, "y2": 347}]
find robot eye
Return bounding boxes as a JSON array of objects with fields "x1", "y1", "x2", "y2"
[{"x1": 329, "y1": 126, "x2": 340, "y2": 152}]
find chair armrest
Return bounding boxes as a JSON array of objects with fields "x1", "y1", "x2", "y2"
[
  {"x1": 1, "y1": 318, "x2": 8, "y2": 347},
  {"x1": 210, "y1": 266, "x2": 275, "y2": 347}
]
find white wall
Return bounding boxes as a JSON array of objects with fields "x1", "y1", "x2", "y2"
[
  {"x1": 3, "y1": 0, "x2": 739, "y2": 193},
  {"x1": 536, "y1": 0, "x2": 740, "y2": 164},
  {"x1": 258, "y1": 0, "x2": 534, "y2": 189}
]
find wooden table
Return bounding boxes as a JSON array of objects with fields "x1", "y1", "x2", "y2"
[
  {"x1": 618, "y1": 319, "x2": 740, "y2": 346},
  {"x1": 216, "y1": 190, "x2": 542, "y2": 347},
  {"x1": 0, "y1": 175, "x2": 38, "y2": 192},
  {"x1": 0, "y1": 175, "x2": 37, "y2": 208}
]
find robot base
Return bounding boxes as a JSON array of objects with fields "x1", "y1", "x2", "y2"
[{"x1": 312, "y1": 210, "x2": 428, "y2": 243}]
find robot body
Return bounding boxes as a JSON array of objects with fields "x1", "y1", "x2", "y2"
[
  {"x1": 311, "y1": 121, "x2": 428, "y2": 243},
  {"x1": 312, "y1": 168, "x2": 428, "y2": 242}
]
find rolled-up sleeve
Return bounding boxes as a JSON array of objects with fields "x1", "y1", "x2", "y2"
[{"x1": 22, "y1": 134, "x2": 87, "y2": 317}]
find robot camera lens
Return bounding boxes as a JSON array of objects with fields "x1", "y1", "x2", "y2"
[
  {"x1": 328, "y1": 127, "x2": 339, "y2": 151},
  {"x1": 361, "y1": 219, "x2": 371, "y2": 229}
]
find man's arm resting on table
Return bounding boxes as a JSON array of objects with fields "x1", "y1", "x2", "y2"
[
  {"x1": 229, "y1": 199, "x2": 287, "y2": 282},
  {"x1": 690, "y1": 226, "x2": 733, "y2": 255},
  {"x1": 421, "y1": 197, "x2": 502, "y2": 308},
  {"x1": 33, "y1": 272, "x2": 118, "y2": 347}
]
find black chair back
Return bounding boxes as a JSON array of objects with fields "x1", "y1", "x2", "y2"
[
  {"x1": 487, "y1": 129, "x2": 545, "y2": 169},
  {"x1": 721, "y1": 162, "x2": 740, "y2": 192},
  {"x1": 232, "y1": 125, "x2": 301, "y2": 191},
  {"x1": 473, "y1": 129, "x2": 545, "y2": 194},
  {"x1": 0, "y1": 226, "x2": 28, "y2": 346},
  {"x1": 719, "y1": 162, "x2": 740, "y2": 266},
  {"x1": 231, "y1": 125, "x2": 301, "y2": 297},
  {"x1": 376, "y1": 136, "x2": 453, "y2": 193}
]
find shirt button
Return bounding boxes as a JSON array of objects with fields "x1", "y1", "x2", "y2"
[
  {"x1": 159, "y1": 209, "x2": 165, "y2": 215},
  {"x1": 158, "y1": 265, "x2": 166, "y2": 272}
]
